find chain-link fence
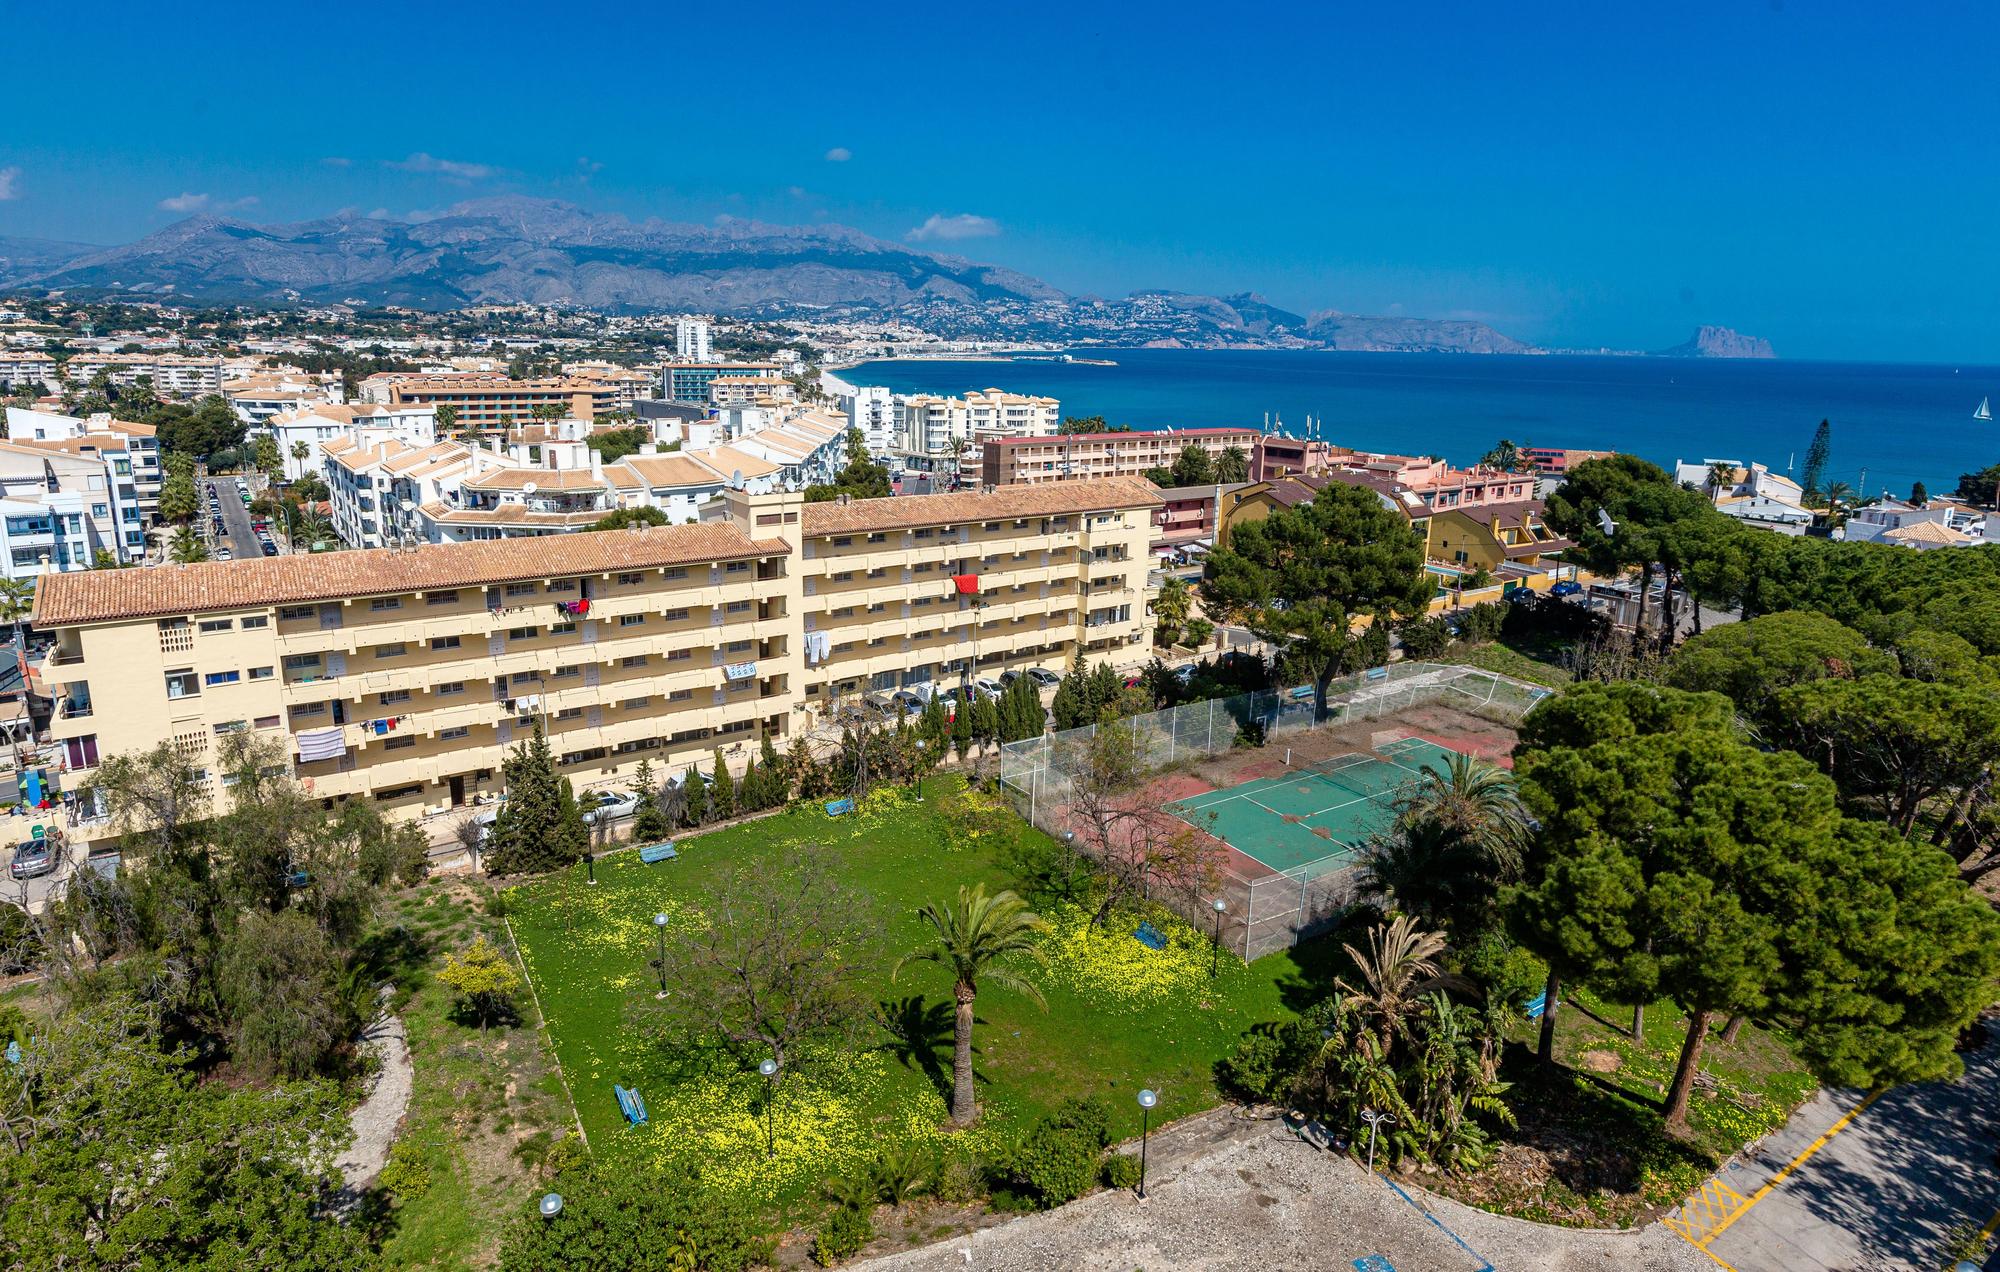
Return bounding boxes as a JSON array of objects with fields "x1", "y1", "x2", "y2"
[{"x1": 998, "y1": 661, "x2": 1551, "y2": 960}]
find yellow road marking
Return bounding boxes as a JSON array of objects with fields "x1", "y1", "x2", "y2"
[
  {"x1": 1976, "y1": 1203, "x2": 2000, "y2": 1242},
  {"x1": 1697, "y1": 1087, "x2": 1885, "y2": 1248},
  {"x1": 1665, "y1": 1177, "x2": 1748, "y2": 1244}
]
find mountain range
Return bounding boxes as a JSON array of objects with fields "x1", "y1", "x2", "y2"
[{"x1": 0, "y1": 197, "x2": 1763, "y2": 356}]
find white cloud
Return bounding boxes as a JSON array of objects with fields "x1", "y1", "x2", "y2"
[
  {"x1": 906, "y1": 213, "x2": 1001, "y2": 243},
  {"x1": 157, "y1": 192, "x2": 258, "y2": 215},
  {"x1": 387, "y1": 152, "x2": 496, "y2": 181},
  {"x1": 320, "y1": 156, "x2": 352, "y2": 168},
  {"x1": 0, "y1": 167, "x2": 19, "y2": 201},
  {"x1": 824, "y1": 147, "x2": 852, "y2": 162},
  {"x1": 786, "y1": 185, "x2": 808, "y2": 199}
]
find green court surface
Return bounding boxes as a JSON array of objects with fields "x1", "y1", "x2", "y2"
[{"x1": 1169, "y1": 737, "x2": 1463, "y2": 877}]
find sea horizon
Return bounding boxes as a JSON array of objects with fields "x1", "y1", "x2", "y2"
[{"x1": 846, "y1": 348, "x2": 2000, "y2": 499}]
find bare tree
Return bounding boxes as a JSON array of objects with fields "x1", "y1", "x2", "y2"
[
  {"x1": 452, "y1": 813, "x2": 485, "y2": 873},
  {"x1": 648, "y1": 847, "x2": 874, "y2": 1077},
  {"x1": 1061, "y1": 724, "x2": 1226, "y2": 925}
]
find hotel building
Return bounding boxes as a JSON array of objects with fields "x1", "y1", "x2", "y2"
[
  {"x1": 36, "y1": 478, "x2": 1158, "y2": 846},
  {"x1": 356, "y1": 373, "x2": 619, "y2": 424},
  {"x1": 978, "y1": 427, "x2": 1261, "y2": 486}
]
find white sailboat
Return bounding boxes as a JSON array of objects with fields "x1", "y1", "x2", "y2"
[{"x1": 1978, "y1": 396, "x2": 1993, "y2": 422}]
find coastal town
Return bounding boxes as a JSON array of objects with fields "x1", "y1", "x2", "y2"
[{"x1": 0, "y1": 290, "x2": 1996, "y2": 1272}]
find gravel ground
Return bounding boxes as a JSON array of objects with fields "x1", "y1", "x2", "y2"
[
  {"x1": 336, "y1": 1009, "x2": 413, "y2": 1191},
  {"x1": 856, "y1": 1114, "x2": 1704, "y2": 1272}
]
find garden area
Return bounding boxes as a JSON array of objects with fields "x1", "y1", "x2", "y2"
[{"x1": 502, "y1": 777, "x2": 1318, "y2": 1257}]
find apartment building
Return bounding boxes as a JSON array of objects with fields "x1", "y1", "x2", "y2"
[
  {"x1": 64, "y1": 353, "x2": 223, "y2": 398},
  {"x1": 710, "y1": 375, "x2": 796, "y2": 408},
  {"x1": 0, "y1": 351, "x2": 58, "y2": 394},
  {"x1": 4, "y1": 407, "x2": 162, "y2": 528},
  {"x1": 660, "y1": 362, "x2": 781, "y2": 404},
  {"x1": 896, "y1": 389, "x2": 1061, "y2": 460},
  {"x1": 356, "y1": 373, "x2": 616, "y2": 424},
  {"x1": 270, "y1": 402, "x2": 440, "y2": 482},
  {"x1": 0, "y1": 437, "x2": 150, "y2": 574},
  {"x1": 978, "y1": 427, "x2": 1260, "y2": 486},
  {"x1": 674, "y1": 318, "x2": 713, "y2": 362},
  {"x1": 35, "y1": 478, "x2": 1159, "y2": 846},
  {"x1": 225, "y1": 371, "x2": 346, "y2": 426},
  {"x1": 560, "y1": 362, "x2": 656, "y2": 411},
  {"x1": 1523, "y1": 446, "x2": 1614, "y2": 476}
]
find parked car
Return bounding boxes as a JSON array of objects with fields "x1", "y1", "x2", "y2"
[
  {"x1": 260, "y1": 543, "x2": 279, "y2": 557},
  {"x1": 8, "y1": 839, "x2": 56, "y2": 881},
  {"x1": 215, "y1": 548, "x2": 233, "y2": 561},
  {"x1": 1549, "y1": 580, "x2": 1584, "y2": 598},
  {"x1": 973, "y1": 677, "x2": 1004, "y2": 700},
  {"x1": 861, "y1": 691, "x2": 902, "y2": 719},
  {"x1": 1027, "y1": 667, "x2": 1062, "y2": 688},
  {"x1": 580, "y1": 790, "x2": 640, "y2": 825},
  {"x1": 890, "y1": 688, "x2": 928, "y2": 716}
]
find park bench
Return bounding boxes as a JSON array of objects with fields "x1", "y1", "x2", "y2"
[
  {"x1": 1364, "y1": 666, "x2": 1389, "y2": 682},
  {"x1": 824, "y1": 797, "x2": 856, "y2": 817},
  {"x1": 1354, "y1": 1257, "x2": 1397, "y2": 1272},
  {"x1": 1132, "y1": 920, "x2": 1167, "y2": 951},
  {"x1": 638, "y1": 843, "x2": 678, "y2": 865},
  {"x1": 1524, "y1": 991, "x2": 1555, "y2": 1019},
  {"x1": 614, "y1": 1083, "x2": 649, "y2": 1126}
]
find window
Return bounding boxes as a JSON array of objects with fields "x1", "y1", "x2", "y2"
[
  {"x1": 248, "y1": 665, "x2": 273, "y2": 681},
  {"x1": 915, "y1": 528, "x2": 934, "y2": 540},
  {"x1": 164, "y1": 670, "x2": 199, "y2": 699},
  {"x1": 203, "y1": 670, "x2": 241, "y2": 687},
  {"x1": 278, "y1": 605, "x2": 315, "y2": 621},
  {"x1": 622, "y1": 696, "x2": 649, "y2": 709},
  {"x1": 668, "y1": 689, "x2": 693, "y2": 702},
  {"x1": 831, "y1": 571, "x2": 853, "y2": 583},
  {"x1": 725, "y1": 600, "x2": 751, "y2": 615},
  {"x1": 430, "y1": 636, "x2": 461, "y2": 651},
  {"x1": 384, "y1": 736, "x2": 416, "y2": 750},
  {"x1": 616, "y1": 572, "x2": 642, "y2": 585},
  {"x1": 665, "y1": 648, "x2": 692, "y2": 662},
  {"x1": 254, "y1": 715, "x2": 281, "y2": 730},
  {"x1": 198, "y1": 618, "x2": 233, "y2": 633},
  {"x1": 914, "y1": 563, "x2": 933, "y2": 574},
  {"x1": 426, "y1": 590, "x2": 458, "y2": 605},
  {"x1": 290, "y1": 701, "x2": 328, "y2": 718},
  {"x1": 511, "y1": 671, "x2": 539, "y2": 685},
  {"x1": 556, "y1": 706, "x2": 584, "y2": 721},
  {"x1": 379, "y1": 690, "x2": 411, "y2": 705},
  {"x1": 505, "y1": 583, "x2": 537, "y2": 597},
  {"x1": 375, "y1": 784, "x2": 422, "y2": 800},
  {"x1": 436, "y1": 681, "x2": 465, "y2": 696},
  {"x1": 240, "y1": 615, "x2": 268, "y2": 630},
  {"x1": 551, "y1": 665, "x2": 581, "y2": 679},
  {"x1": 620, "y1": 655, "x2": 647, "y2": 668},
  {"x1": 619, "y1": 613, "x2": 645, "y2": 628},
  {"x1": 212, "y1": 719, "x2": 247, "y2": 736},
  {"x1": 725, "y1": 640, "x2": 752, "y2": 654},
  {"x1": 725, "y1": 561, "x2": 749, "y2": 574},
  {"x1": 369, "y1": 597, "x2": 402, "y2": 612},
  {"x1": 375, "y1": 643, "x2": 405, "y2": 659},
  {"x1": 662, "y1": 607, "x2": 689, "y2": 621},
  {"x1": 867, "y1": 533, "x2": 886, "y2": 543},
  {"x1": 546, "y1": 580, "x2": 577, "y2": 593},
  {"x1": 439, "y1": 726, "x2": 470, "y2": 740},
  {"x1": 663, "y1": 567, "x2": 688, "y2": 580},
  {"x1": 508, "y1": 626, "x2": 535, "y2": 640},
  {"x1": 550, "y1": 621, "x2": 576, "y2": 636},
  {"x1": 832, "y1": 536, "x2": 852, "y2": 547}
]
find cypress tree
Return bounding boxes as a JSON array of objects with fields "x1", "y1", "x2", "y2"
[
  {"x1": 682, "y1": 764, "x2": 708, "y2": 827},
  {"x1": 740, "y1": 753, "x2": 763, "y2": 811},
  {"x1": 785, "y1": 736, "x2": 815, "y2": 802},
  {"x1": 1800, "y1": 418, "x2": 1832, "y2": 502},
  {"x1": 1087, "y1": 662, "x2": 1123, "y2": 719},
  {"x1": 485, "y1": 722, "x2": 584, "y2": 875},
  {"x1": 761, "y1": 735, "x2": 785, "y2": 801},
  {"x1": 710, "y1": 748, "x2": 736, "y2": 820},
  {"x1": 1051, "y1": 663, "x2": 1089, "y2": 730},
  {"x1": 631, "y1": 758, "x2": 673, "y2": 842}
]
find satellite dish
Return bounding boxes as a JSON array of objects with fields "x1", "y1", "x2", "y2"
[
  {"x1": 523, "y1": 481, "x2": 538, "y2": 495},
  {"x1": 1596, "y1": 507, "x2": 1618, "y2": 537}
]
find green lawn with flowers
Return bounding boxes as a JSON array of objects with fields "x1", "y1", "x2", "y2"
[{"x1": 505, "y1": 776, "x2": 1313, "y2": 1212}]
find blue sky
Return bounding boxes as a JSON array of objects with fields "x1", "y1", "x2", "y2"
[{"x1": 3, "y1": 0, "x2": 1996, "y2": 363}]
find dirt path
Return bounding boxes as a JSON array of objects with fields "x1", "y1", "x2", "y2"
[
  {"x1": 336, "y1": 1008, "x2": 413, "y2": 1191},
  {"x1": 856, "y1": 1112, "x2": 1703, "y2": 1272}
]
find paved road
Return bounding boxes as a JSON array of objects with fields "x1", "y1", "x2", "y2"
[
  {"x1": 1682, "y1": 1025, "x2": 2000, "y2": 1271},
  {"x1": 201, "y1": 472, "x2": 279, "y2": 562}
]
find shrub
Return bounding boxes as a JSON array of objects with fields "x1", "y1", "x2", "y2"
[
  {"x1": 1232, "y1": 719, "x2": 1268, "y2": 749},
  {"x1": 500, "y1": 1164, "x2": 770, "y2": 1271},
  {"x1": 1004, "y1": 1096, "x2": 1113, "y2": 1208},
  {"x1": 1458, "y1": 601, "x2": 1507, "y2": 643},
  {"x1": 1219, "y1": 1019, "x2": 1318, "y2": 1102},
  {"x1": 934, "y1": 1151, "x2": 986, "y2": 1204},
  {"x1": 1397, "y1": 616, "x2": 1452, "y2": 660},
  {"x1": 1456, "y1": 928, "x2": 1546, "y2": 1006},
  {"x1": 376, "y1": 1140, "x2": 432, "y2": 1200},
  {"x1": 811, "y1": 1206, "x2": 873, "y2": 1266},
  {"x1": 1101, "y1": 1152, "x2": 1143, "y2": 1190}
]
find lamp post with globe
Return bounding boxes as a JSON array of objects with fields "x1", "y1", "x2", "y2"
[{"x1": 1136, "y1": 1087, "x2": 1159, "y2": 1198}]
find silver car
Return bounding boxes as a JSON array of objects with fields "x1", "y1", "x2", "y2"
[{"x1": 7, "y1": 839, "x2": 56, "y2": 881}]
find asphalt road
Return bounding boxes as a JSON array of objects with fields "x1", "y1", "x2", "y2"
[
  {"x1": 1687, "y1": 1024, "x2": 2000, "y2": 1271},
  {"x1": 202, "y1": 473, "x2": 278, "y2": 562}
]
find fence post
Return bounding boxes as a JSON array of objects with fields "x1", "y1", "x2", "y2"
[{"x1": 1206, "y1": 697, "x2": 1215, "y2": 753}]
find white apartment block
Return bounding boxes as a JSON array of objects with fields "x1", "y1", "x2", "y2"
[
  {"x1": 225, "y1": 372, "x2": 346, "y2": 426},
  {"x1": 895, "y1": 389, "x2": 1060, "y2": 458},
  {"x1": 845, "y1": 385, "x2": 897, "y2": 455},
  {"x1": 64, "y1": 354, "x2": 223, "y2": 399},
  {"x1": 0, "y1": 351, "x2": 58, "y2": 394},
  {"x1": 675, "y1": 317, "x2": 713, "y2": 362},
  {"x1": 0, "y1": 438, "x2": 150, "y2": 574},
  {"x1": 269, "y1": 403, "x2": 440, "y2": 483},
  {"x1": 4, "y1": 407, "x2": 163, "y2": 525}
]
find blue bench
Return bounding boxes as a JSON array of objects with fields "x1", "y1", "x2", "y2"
[
  {"x1": 614, "y1": 1083, "x2": 649, "y2": 1126},
  {"x1": 1364, "y1": 666, "x2": 1389, "y2": 682},
  {"x1": 286, "y1": 869, "x2": 310, "y2": 888},
  {"x1": 1288, "y1": 686, "x2": 1315, "y2": 701},
  {"x1": 824, "y1": 797, "x2": 856, "y2": 817},
  {"x1": 1133, "y1": 921, "x2": 1167, "y2": 951},
  {"x1": 1354, "y1": 1258, "x2": 1397, "y2": 1272},
  {"x1": 638, "y1": 843, "x2": 678, "y2": 864},
  {"x1": 1524, "y1": 991, "x2": 1555, "y2": 1020}
]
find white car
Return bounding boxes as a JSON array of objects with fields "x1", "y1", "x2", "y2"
[
  {"x1": 1027, "y1": 667, "x2": 1062, "y2": 688},
  {"x1": 972, "y1": 677, "x2": 1004, "y2": 700},
  {"x1": 580, "y1": 790, "x2": 640, "y2": 824}
]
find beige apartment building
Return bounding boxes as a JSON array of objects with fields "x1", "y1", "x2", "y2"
[
  {"x1": 35, "y1": 478, "x2": 1158, "y2": 847},
  {"x1": 357, "y1": 373, "x2": 618, "y2": 424},
  {"x1": 979, "y1": 427, "x2": 1261, "y2": 486}
]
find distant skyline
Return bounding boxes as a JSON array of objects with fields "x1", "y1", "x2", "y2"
[{"x1": 4, "y1": 1, "x2": 1997, "y2": 363}]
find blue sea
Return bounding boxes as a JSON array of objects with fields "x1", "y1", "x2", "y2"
[{"x1": 845, "y1": 349, "x2": 2000, "y2": 497}]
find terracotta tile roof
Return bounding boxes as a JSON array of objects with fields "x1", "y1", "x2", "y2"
[
  {"x1": 801, "y1": 476, "x2": 1162, "y2": 536},
  {"x1": 379, "y1": 442, "x2": 467, "y2": 476},
  {"x1": 701, "y1": 445, "x2": 781, "y2": 479},
  {"x1": 34, "y1": 522, "x2": 790, "y2": 626},
  {"x1": 1883, "y1": 520, "x2": 1967, "y2": 545},
  {"x1": 622, "y1": 453, "x2": 726, "y2": 488},
  {"x1": 985, "y1": 427, "x2": 1258, "y2": 448},
  {"x1": 461, "y1": 467, "x2": 608, "y2": 492}
]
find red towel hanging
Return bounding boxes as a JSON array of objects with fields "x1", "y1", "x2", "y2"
[{"x1": 952, "y1": 573, "x2": 980, "y2": 596}]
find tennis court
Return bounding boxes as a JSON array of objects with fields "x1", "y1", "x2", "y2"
[{"x1": 1167, "y1": 737, "x2": 1465, "y2": 877}]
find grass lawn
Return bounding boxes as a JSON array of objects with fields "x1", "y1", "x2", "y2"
[
  {"x1": 506, "y1": 778, "x2": 1317, "y2": 1217},
  {"x1": 1436, "y1": 635, "x2": 1574, "y2": 688},
  {"x1": 1434, "y1": 984, "x2": 1816, "y2": 1228},
  {"x1": 372, "y1": 883, "x2": 577, "y2": 1269}
]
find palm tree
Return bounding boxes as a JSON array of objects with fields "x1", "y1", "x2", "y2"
[
  {"x1": 297, "y1": 509, "x2": 332, "y2": 548},
  {"x1": 1479, "y1": 439, "x2": 1521, "y2": 472},
  {"x1": 1395, "y1": 753, "x2": 1533, "y2": 878},
  {"x1": 1705, "y1": 461, "x2": 1737, "y2": 502},
  {"x1": 0, "y1": 578, "x2": 31, "y2": 658},
  {"x1": 1337, "y1": 915, "x2": 1457, "y2": 1059},
  {"x1": 893, "y1": 885, "x2": 1049, "y2": 1126},
  {"x1": 168, "y1": 525, "x2": 208, "y2": 564},
  {"x1": 1356, "y1": 818, "x2": 1488, "y2": 929}
]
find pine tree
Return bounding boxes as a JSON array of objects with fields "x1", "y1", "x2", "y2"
[
  {"x1": 1911, "y1": 480, "x2": 1929, "y2": 505},
  {"x1": 682, "y1": 765, "x2": 709, "y2": 827},
  {"x1": 710, "y1": 748, "x2": 737, "y2": 820},
  {"x1": 918, "y1": 694, "x2": 950, "y2": 751},
  {"x1": 950, "y1": 694, "x2": 974, "y2": 754},
  {"x1": 631, "y1": 758, "x2": 673, "y2": 842},
  {"x1": 1051, "y1": 663, "x2": 1090, "y2": 730},
  {"x1": 1800, "y1": 419, "x2": 1832, "y2": 502},
  {"x1": 485, "y1": 723, "x2": 584, "y2": 875},
  {"x1": 1086, "y1": 662, "x2": 1123, "y2": 720},
  {"x1": 740, "y1": 753, "x2": 764, "y2": 811},
  {"x1": 1000, "y1": 674, "x2": 1044, "y2": 742}
]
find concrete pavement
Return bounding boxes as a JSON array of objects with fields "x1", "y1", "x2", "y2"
[{"x1": 1673, "y1": 1025, "x2": 2000, "y2": 1270}]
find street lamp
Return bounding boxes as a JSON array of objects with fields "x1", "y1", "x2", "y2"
[
  {"x1": 585, "y1": 821, "x2": 601, "y2": 886},
  {"x1": 1135, "y1": 1087, "x2": 1159, "y2": 1198},
  {"x1": 1209, "y1": 897, "x2": 1227, "y2": 977},
  {"x1": 538, "y1": 1192, "x2": 564, "y2": 1219},
  {"x1": 757, "y1": 1057, "x2": 780, "y2": 1156},
  {"x1": 912, "y1": 737, "x2": 926, "y2": 804},
  {"x1": 652, "y1": 912, "x2": 669, "y2": 999},
  {"x1": 1359, "y1": 1106, "x2": 1394, "y2": 1175}
]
